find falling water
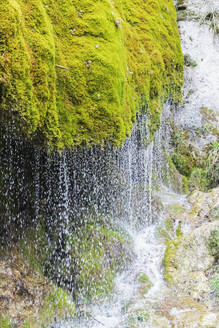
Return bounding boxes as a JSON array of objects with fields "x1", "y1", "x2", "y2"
[
  {"x1": 0, "y1": 104, "x2": 170, "y2": 327},
  {"x1": 49, "y1": 105, "x2": 172, "y2": 328}
]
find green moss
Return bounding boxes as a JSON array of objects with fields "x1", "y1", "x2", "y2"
[
  {"x1": 14, "y1": 220, "x2": 132, "y2": 303},
  {"x1": 0, "y1": 246, "x2": 75, "y2": 327},
  {"x1": 137, "y1": 273, "x2": 153, "y2": 294},
  {"x1": 182, "y1": 175, "x2": 189, "y2": 193},
  {"x1": 169, "y1": 109, "x2": 219, "y2": 191},
  {"x1": 208, "y1": 229, "x2": 219, "y2": 260},
  {"x1": 22, "y1": 286, "x2": 75, "y2": 328},
  {"x1": 40, "y1": 287, "x2": 75, "y2": 321},
  {"x1": 157, "y1": 225, "x2": 172, "y2": 242},
  {"x1": 170, "y1": 126, "x2": 198, "y2": 177},
  {"x1": 163, "y1": 236, "x2": 181, "y2": 283},
  {"x1": 0, "y1": 317, "x2": 11, "y2": 328},
  {"x1": 157, "y1": 216, "x2": 182, "y2": 243},
  {"x1": 168, "y1": 204, "x2": 185, "y2": 216},
  {"x1": 172, "y1": 152, "x2": 195, "y2": 176},
  {"x1": 176, "y1": 221, "x2": 182, "y2": 237},
  {"x1": 165, "y1": 155, "x2": 189, "y2": 193},
  {"x1": 0, "y1": 0, "x2": 183, "y2": 148},
  {"x1": 210, "y1": 266, "x2": 219, "y2": 300},
  {"x1": 189, "y1": 168, "x2": 209, "y2": 191},
  {"x1": 165, "y1": 217, "x2": 174, "y2": 231},
  {"x1": 18, "y1": 222, "x2": 50, "y2": 273}
]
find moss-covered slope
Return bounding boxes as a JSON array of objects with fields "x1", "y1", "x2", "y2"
[{"x1": 0, "y1": 0, "x2": 183, "y2": 148}]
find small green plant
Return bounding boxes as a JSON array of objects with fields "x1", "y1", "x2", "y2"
[
  {"x1": 138, "y1": 273, "x2": 153, "y2": 294},
  {"x1": 211, "y1": 276, "x2": 219, "y2": 300},
  {"x1": 210, "y1": 265, "x2": 219, "y2": 300},
  {"x1": 157, "y1": 225, "x2": 172, "y2": 242},
  {"x1": 208, "y1": 229, "x2": 219, "y2": 260},
  {"x1": 189, "y1": 168, "x2": 209, "y2": 191},
  {"x1": 0, "y1": 317, "x2": 11, "y2": 328},
  {"x1": 176, "y1": 221, "x2": 182, "y2": 237}
]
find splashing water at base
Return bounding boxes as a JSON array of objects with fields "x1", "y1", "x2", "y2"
[
  {"x1": 54, "y1": 186, "x2": 191, "y2": 328},
  {"x1": 54, "y1": 225, "x2": 165, "y2": 328}
]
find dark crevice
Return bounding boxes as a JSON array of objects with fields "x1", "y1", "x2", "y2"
[{"x1": 177, "y1": 5, "x2": 187, "y2": 11}]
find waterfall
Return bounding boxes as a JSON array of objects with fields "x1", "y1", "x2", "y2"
[
  {"x1": 0, "y1": 110, "x2": 167, "y2": 286},
  {"x1": 52, "y1": 105, "x2": 171, "y2": 328},
  {"x1": 1, "y1": 1, "x2": 218, "y2": 326}
]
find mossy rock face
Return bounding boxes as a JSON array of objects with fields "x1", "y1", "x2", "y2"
[
  {"x1": 208, "y1": 229, "x2": 219, "y2": 260},
  {"x1": 8, "y1": 219, "x2": 133, "y2": 303},
  {"x1": 0, "y1": 0, "x2": 184, "y2": 148},
  {"x1": 68, "y1": 223, "x2": 133, "y2": 301},
  {"x1": 169, "y1": 121, "x2": 219, "y2": 191},
  {"x1": 163, "y1": 223, "x2": 219, "y2": 285},
  {"x1": 165, "y1": 155, "x2": 189, "y2": 194},
  {"x1": 0, "y1": 251, "x2": 75, "y2": 327}
]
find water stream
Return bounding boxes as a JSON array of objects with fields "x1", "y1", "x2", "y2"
[{"x1": 51, "y1": 105, "x2": 173, "y2": 328}]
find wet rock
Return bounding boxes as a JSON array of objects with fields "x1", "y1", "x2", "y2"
[
  {"x1": 164, "y1": 220, "x2": 218, "y2": 284},
  {"x1": 177, "y1": 10, "x2": 188, "y2": 21},
  {"x1": 161, "y1": 187, "x2": 219, "y2": 326},
  {"x1": 184, "y1": 54, "x2": 197, "y2": 67},
  {"x1": 187, "y1": 187, "x2": 219, "y2": 227},
  {"x1": 160, "y1": 296, "x2": 218, "y2": 328}
]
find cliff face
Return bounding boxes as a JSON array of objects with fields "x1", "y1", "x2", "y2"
[{"x1": 0, "y1": 0, "x2": 183, "y2": 148}]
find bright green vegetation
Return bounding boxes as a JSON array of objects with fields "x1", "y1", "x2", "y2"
[
  {"x1": 0, "y1": 0, "x2": 184, "y2": 148},
  {"x1": 165, "y1": 155, "x2": 189, "y2": 193},
  {"x1": 137, "y1": 273, "x2": 153, "y2": 295},
  {"x1": 3, "y1": 287, "x2": 76, "y2": 328},
  {"x1": 176, "y1": 221, "x2": 182, "y2": 237},
  {"x1": 69, "y1": 222, "x2": 132, "y2": 301},
  {"x1": 170, "y1": 128, "x2": 198, "y2": 177},
  {"x1": 163, "y1": 236, "x2": 181, "y2": 283},
  {"x1": 157, "y1": 224, "x2": 172, "y2": 242},
  {"x1": 0, "y1": 317, "x2": 11, "y2": 328},
  {"x1": 1, "y1": 220, "x2": 132, "y2": 325}
]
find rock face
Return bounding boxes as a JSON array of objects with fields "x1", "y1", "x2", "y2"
[
  {"x1": 47, "y1": 221, "x2": 134, "y2": 301},
  {"x1": 166, "y1": 0, "x2": 219, "y2": 192},
  {"x1": 0, "y1": 220, "x2": 133, "y2": 326},
  {"x1": 0, "y1": 251, "x2": 75, "y2": 327},
  {"x1": 107, "y1": 187, "x2": 219, "y2": 328},
  {"x1": 162, "y1": 187, "x2": 219, "y2": 327},
  {"x1": 0, "y1": 0, "x2": 183, "y2": 148}
]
